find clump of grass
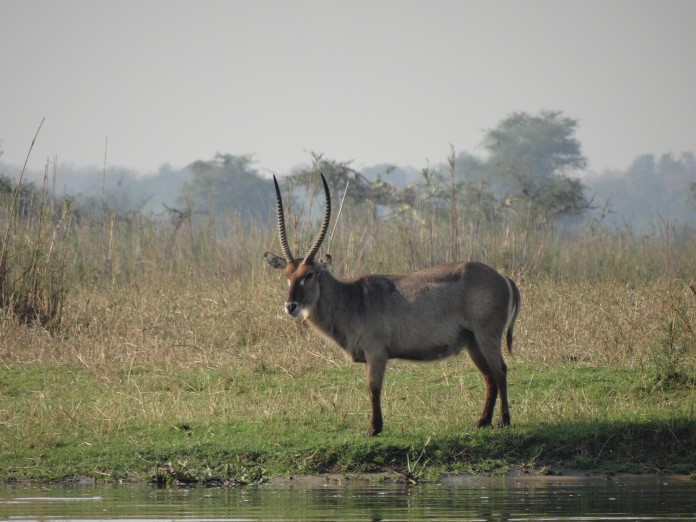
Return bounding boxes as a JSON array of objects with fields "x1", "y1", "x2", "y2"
[
  {"x1": 0, "y1": 121, "x2": 73, "y2": 328},
  {"x1": 0, "y1": 189, "x2": 73, "y2": 328},
  {"x1": 653, "y1": 315, "x2": 695, "y2": 388}
]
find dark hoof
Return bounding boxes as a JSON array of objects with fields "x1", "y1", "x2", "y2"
[
  {"x1": 367, "y1": 426, "x2": 383, "y2": 437},
  {"x1": 476, "y1": 418, "x2": 492, "y2": 429}
]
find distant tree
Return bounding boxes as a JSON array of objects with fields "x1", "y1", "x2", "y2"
[
  {"x1": 184, "y1": 153, "x2": 272, "y2": 222},
  {"x1": 449, "y1": 151, "x2": 499, "y2": 225},
  {"x1": 453, "y1": 151, "x2": 487, "y2": 183},
  {"x1": 625, "y1": 153, "x2": 696, "y2": 219},
  {"x1": 137, "y1": 164, "x2": 191, "y2": 214},
  {"x1": 584, "y1": 152, "x2": 696, "y2": 229},
  {"x1": 291, "y1": 154, "x2": 417, "y2": 219},
  {"x1": 653, "y1": 153, "x2": 696, "y2": 215},
  {"x1": 361, "y1": 163, "x2": 420, "y2": 187},
  {"x1": 99, "y1": 167, "x2": 153, "y2": 219},
  {"x1": 0, "y1": 174, "x2": 45, "y2": 219},
  {"x1": 482, "y1": 110, "x2": 591, "y2": 226}
]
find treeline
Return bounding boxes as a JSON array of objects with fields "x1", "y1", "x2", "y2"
[{"x1": 2, "y1": 110, "x2": 696, "y2": 231}]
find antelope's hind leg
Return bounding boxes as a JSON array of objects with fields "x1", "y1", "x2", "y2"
[
  {"x1": 495, "y1": 362, "x2": 510, "y2": 427},
  {"x1": 478, "y1": 335, "x2": 511, "y2": 427},
  {"x1": 467, "y1": 345, "x2": 499, "y2": 428}
]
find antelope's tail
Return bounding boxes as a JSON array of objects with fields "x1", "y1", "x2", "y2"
[{"x1": 505, "y1": 278, "x2": 521, "y2": 355}]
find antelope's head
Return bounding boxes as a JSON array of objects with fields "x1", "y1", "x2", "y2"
[{"x1": 264, "y1": 174, "x2": 332, "y2": 318}]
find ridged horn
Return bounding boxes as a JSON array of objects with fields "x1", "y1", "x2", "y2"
[
  {"x1": 273, "y1": 175, "x2": 294, "y2": 262},
  {"x1": 303, "y1": 173, "x2": 331, "y2": 265}
]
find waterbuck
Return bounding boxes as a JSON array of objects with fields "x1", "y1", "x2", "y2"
[{"x1": 264, "y1": 174, "x2": 521, "y2": 436}]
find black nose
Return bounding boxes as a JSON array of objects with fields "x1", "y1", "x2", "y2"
[{"x1": 285, "y1": 302, "x2": 298, "y2": 316}]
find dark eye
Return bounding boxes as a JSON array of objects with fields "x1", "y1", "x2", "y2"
[{"x1": 305, "y1": 272, "x2": 314, "y2": 281}]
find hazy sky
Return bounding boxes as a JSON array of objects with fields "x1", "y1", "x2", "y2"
[{"x1": 1, "y1": 0, "x2": 694, "y2": 177}]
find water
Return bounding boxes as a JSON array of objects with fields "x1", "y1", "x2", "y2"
[{"x1": 1, "y1": 474, "x2": 695, "y2": 520}]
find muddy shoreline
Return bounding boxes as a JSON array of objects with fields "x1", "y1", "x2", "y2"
[{"x1": 3, "y1": 466, "x2": 693, "y2": 488}]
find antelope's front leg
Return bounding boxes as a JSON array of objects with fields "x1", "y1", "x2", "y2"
[{"x1": 365, "y1": 358, "x2": 386, "y2": 436}]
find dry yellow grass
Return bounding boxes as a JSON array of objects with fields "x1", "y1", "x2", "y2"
[{"x1": 2, "y1": 268, "x2": 692, "y2": 371}]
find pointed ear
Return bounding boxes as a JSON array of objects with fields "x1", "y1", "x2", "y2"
[
  {"x1": 264, "y1": 252, "x2": 287, "y2": 269},
  {"x1": 317, "y1": 253, "x2": 332, "y2": 271}
]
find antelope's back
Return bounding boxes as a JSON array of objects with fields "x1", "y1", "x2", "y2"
[{"x1": 365, "y1": 262, "x2": 513, "y2": 357}]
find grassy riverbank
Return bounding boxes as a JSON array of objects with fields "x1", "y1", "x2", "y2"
[
  {"x1": 1, "y1": 276, "x2": 695, "y2": 483},
  {"x1": 1, "y1": 360, "x2": 695, "y2": 483},
  {"x1": 1, "y1": 179, "x2": 695, "y2": 483}
]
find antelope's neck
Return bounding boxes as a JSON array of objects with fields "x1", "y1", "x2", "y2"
[{"x1": 306, "y1": 276, "x2": 362, "y2": 350}]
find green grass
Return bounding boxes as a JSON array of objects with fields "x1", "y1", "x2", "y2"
[{"x1": 1, "y1": 357, "x2": 694, "y2": 482}]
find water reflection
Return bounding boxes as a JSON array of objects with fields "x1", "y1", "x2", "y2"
[{"x1": 1, "y1": 474, "x2": 694, "y2": 520}]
